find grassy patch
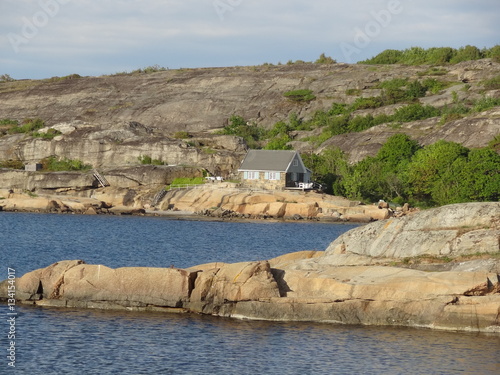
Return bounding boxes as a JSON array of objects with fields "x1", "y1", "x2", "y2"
[
  {"x1": 32, "y1": 128, "x2": 62, "y2": 139},
  {"x1": 167, "y1": 177, "x2": 205, "y2": 190},
  {"x1": 41, "y1": 156, "x2": 92, "y2": 171},
  {"x1": 173, "y1": 131, "x2": 192, "y2": 139},
  {"x1": 8, "y1": 118, "x2": 44, "y2": 135},
  {"x1": 42, "y1": 74, "x2": 82, "y2": 83},
  {"x1": 417, "y1": 67, "x2": 448, "y2": 76},
  {"x1": 138, "y1": 155, "x2": 166, "y2": 166},
  {"x1": 0, "y1": 160, "x2": 24, "y2": 169},
  {"x1": 345, "y1": 89, "x2": 361, "y2": 96},
  {"x1": 283, "y1": 89, "x2": 316, "y2": 102},
  {"x1": 481, "y1": 74, "x2": 500, "y2": 90}
]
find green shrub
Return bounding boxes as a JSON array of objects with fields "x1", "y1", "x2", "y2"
[
  {"x1": 328, "y1": 103, "x2": 349, "y2": 116},
  {"x1": 42, "y1": 156, "x2": 91, "y2": 171},
  {"x1": 0, "y1": 74, "x2": 15, "y2": 83},
  {"x1": 360, "y1": 45, "x2": 498, "y2": 65},
  {"x1": 393, "y1": 103, "x2": 440, "y2": 122},
  {"x1": 488, "y1": 134, "x2": 500, "y2": 152},
  {"x1": 481, "y1": 75, "x2": 500, "y2": 90},
  {"x1": 0, "y1": 119, "x2": 18, "y2": 126},
  {"x1": 418, "y1": 67, "x2": 448, "y2": 77},
  {"x1": 472, "y1": 96, "x2": 500, "y2": 113},
  {"x1": 345, "y1": 89, "x2": 361, "y2": 96},
  {"x1": 133, "y1": 65, "x2": 167, "y2": 74},
  {"x1": 422, "y1": 78, "x2": 447, "y2": 94},
  {"x1": 138, "y1": 155, "x2": 166, "y2": 165},
  {"x1": 300, "y1": 130, "x2": 333, "y2": 147},
  {"x1": 264, "y1": 135, "x2": 293, "y2": 150},
  {"x1": 283, "y1": 89, "x2": 316, "y2": 102},
  {"x1": 450, "y1": 45, "x2": 482, "y2": 64},
  {"x1": 405, "y1": 80, "x2": 428, "y2": 99},
  {"x1": 0, "y1": 160, "x2": 24, "y2": 169},
  {"x1": 218, "y1": 115, "x2": 265, "y2": 148},
  {"x1": 173, "y1": 131, "x2": 192, "y2": 139},
  {"x1": 425, "y1": 47, "x2": 455, "y2": 65},
  {"x1": 349, "y1": 96, "x2": 384, "y2": 110},
  {"x1": 327, "y1": 114, "x2": 350, "y2": 135},
  {"x1": 315, "y1": 53, "x2": 336, "y2": 64},
  {"x1": 440, "y1": 102, "x2": 468, "y2": 115},
  {"x1": 8, "y1": 118, "x2": 44, "y2": 134},
  {"x1": 32, "y1": 128, "x2": 62, "y2": 139},
  {"x1": 360, "y1": 49, "x2": 403, "y2": 64},
  {"x1": 377, "y1": 78, "x2": 408, "y2": 90},
  {"x1": 347, "y1": 114, "x2": 375, "y2": 132},
  {"x1": 484, "y1": 45, "x2": 500, "y2": 62}
]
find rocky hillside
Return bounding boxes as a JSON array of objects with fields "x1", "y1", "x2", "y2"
[{"x1": 1, "y1": 59, "x2": 499, "y2": 174}]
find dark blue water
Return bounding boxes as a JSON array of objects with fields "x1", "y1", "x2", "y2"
[
  {"x1": 0, "y1": 212, "x2": 358, "y2": 275},
  {"x1": 1, "y1": 213, "x2": 499, "y2": 374}
]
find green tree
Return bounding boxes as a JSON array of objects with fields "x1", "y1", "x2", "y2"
[
  {"x1": 377, "y1": 134, "x2": 421, "y2": 170},
  {"x1": 315, "y1": 53, "x2": 336, "y2": 64},
  {"x1": 350, "y1": 157, "x2": 385, "y2": 201},
  {"x1": 374, "y1": 134, "x2": 421, "y2": 202},
  {"x1": 302, "y1": 147, "x2": 351, "y2": 195},
  {"x1": 426, "y1": 47, "x2": 454, "y2": 64},
  {"x1": 406, "y1": 140, "x2": 469, "y2": 204},
  {"x1": 263, "y1": 135, "x2": 292, "y2": 150},
  {"x1": 462, "y1": 148, "x2": 500, "y2": 201},
  {"x1": 450, "y1": 45, "x2": 482, "y2": 63}
]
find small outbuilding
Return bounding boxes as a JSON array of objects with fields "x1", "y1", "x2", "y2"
[
  {"x1": 24, "y1": 163, "x2": 43, "y2": 172},
  {"x1": 238, "y1": 150, "x2": 313, "y2": 190}
]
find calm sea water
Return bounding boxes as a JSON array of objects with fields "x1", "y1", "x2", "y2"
[{"x1": 0, "y1": 213, "x2": 499, "y2": 374}]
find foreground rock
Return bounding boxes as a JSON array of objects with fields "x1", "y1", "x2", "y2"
[{"x1": 1, "y1": 202, "x2": 499, "y2": 333}]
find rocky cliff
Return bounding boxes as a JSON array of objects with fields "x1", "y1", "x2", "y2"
[
  {"x1": 0, "y1": 59, "x2": 498, "y2": 219},
  {"x1": 2, "y1": 202, "x2": 499, "y2": 333},
  {"x1": 1, "y1": 59, "x2": 499, "y2": 172}
]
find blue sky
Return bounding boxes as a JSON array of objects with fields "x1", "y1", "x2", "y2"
[{"x1": 1, "y1": 0, "x2": 498, "y2": 79}]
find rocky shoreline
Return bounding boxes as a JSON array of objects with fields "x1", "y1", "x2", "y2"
[
  {"x1": 0, "y1": 168, "x2": 408, "y2": 222},
  {"x1": 2, "y1": 202, "x2": 499, "y2": 333}
]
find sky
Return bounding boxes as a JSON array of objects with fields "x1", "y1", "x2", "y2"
[{"x1": 1, "y1": 0, "x2": 499, "y2": 79}]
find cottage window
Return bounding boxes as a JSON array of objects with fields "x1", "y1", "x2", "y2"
[
  {"x1": 244, "y1": 171, "x2": 259, "y2": 180},
  {"x1": 266, "y1": 172, "x2": 279, "y2": 180},
  {"x1": 293, "y1": 159, "x2": 298, "y2": 167}
]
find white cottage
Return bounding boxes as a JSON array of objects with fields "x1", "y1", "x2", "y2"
[{"x1": 238, "y1": 150, "x2": 312, "y2": 190}]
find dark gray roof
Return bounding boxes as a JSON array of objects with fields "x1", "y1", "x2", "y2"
[{"x1": 238, "y1": 150, "x2": 299, "y2": 172}]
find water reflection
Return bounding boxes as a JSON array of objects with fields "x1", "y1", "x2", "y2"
[{"x1": 8, "y1": 304, "x2": 499, "y2": 375}]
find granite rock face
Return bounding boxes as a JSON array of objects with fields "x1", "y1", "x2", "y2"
[
  {"x1": 322, "y1": 202, "x2": 500, "y2": 259},
  {"x1": 1, "y1": 60, "x2": 499, "y2": 171},
  {"x1": 160, "y1": 185, "x2": 390, "y2": 222}
]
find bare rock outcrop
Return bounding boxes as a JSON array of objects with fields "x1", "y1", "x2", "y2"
[
  {"x1": 322, "y1": 202, "x2": 500, "y2": 259},
  {"x1": 160, "y1": 185, "x2": 389, "y2": 222},
  {"x1": 1, "y1": 60, "x2": 499, "y2": 170}
]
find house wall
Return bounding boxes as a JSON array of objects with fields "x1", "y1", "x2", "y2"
[
  {"x1": 239, "y1": 171, "x2": 286, "y2": 190},
  {"x1": 287, "y1": 154, "x2": 305, "y2": 174}
]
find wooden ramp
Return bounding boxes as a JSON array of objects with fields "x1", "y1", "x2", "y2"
[
  {"x1": 151, "y1": 189, "x2": 167, "y2": 207},
  {"x1": 93, "y1": 170, "x2": 110, "y2": 187}
]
